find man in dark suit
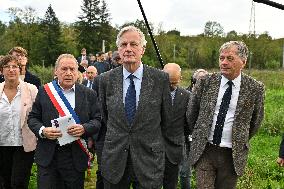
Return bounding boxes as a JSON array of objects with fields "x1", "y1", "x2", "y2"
[
  {"x1": 82, "y1": 66, "x2": 98, "y2": 90},
  {"x1": 187, "y1": 41, "x2": 265, "y2": 189},
  {"x1": 8, "y1": 47, "x2": 41, "y2": 88},
  {"x1": 28, "y1": 54, "x2": 101, "y2": 189},
  {"x1": 277, "y1": 135, "x2": 284, "y2": 167},
  {"x1": 99, "y1": 26, "x2": 172, "y2": 188},
  {"x1": 162, "y1": 63, "x2": 190, "y2": 189}
]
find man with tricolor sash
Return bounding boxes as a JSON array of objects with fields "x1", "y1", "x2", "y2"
[{"x1": 28, "y1": 54, "x2": 101, "y2": 189}]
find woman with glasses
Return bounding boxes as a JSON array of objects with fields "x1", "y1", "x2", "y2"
[{"x1": 0, "y1": 55, "x2": 38, "y2": 189}]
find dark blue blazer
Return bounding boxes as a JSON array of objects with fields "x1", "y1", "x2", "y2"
[{"x1": 28, "y1": 83, "x2": 101, "y2": 172}]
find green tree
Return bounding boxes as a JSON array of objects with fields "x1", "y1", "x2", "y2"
[
  {"x1": 204, "y1": 21, "x2": 224, "y2": 37},
  {"x1": 76, "y1": 0, "x2": 101, "y2": 53},
  {"x1": 40, "y1": 4, "x2": 62, "y2": 66},
  {"x1": 98, "y1": 0, "x2": 116, "y2": 51}
]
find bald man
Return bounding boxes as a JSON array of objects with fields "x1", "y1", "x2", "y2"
[
  {"x1": 163, "y1": 63, "x2": 191, "y2": 189},
  {"x1": 82, "y1": 66, "x2": 98, "y2": 90}
]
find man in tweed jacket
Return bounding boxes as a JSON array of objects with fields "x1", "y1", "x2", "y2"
[{"x1": 186, "y1": 41, "x2": 265, "y2": 189}]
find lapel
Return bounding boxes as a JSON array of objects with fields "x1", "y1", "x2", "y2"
[
  {"x1": 207, "y1": 73, "x2": 222, "y2": 116},
  {"x1": 74, "y1": 83, "x2": 83, "y2": 114},
  {"x1": 19, "y1": 81, "x2": 29, "y2": 128},
  {"x1": 111, "y1": 67, "x2": 127, "y2": 125},
  {"x1": 173, "y1": 87, "x2": 182, "y2": 107},
  {"x1": 132, "y1": 65, "x2": 154, "y2": 126},
  {"x1": 232, "y1": 74, "x2": 251, "y2": 138}
]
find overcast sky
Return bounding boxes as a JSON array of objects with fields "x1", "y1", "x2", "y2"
[{"x1": 0, "y1": 0, "x2": 283, "y2": 39}]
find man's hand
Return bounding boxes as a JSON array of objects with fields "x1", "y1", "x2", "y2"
[
  {"x1": 43, "y1": 127, "x2": 62, "y2": 140},
  {"x1": 277, "y1": 157, "x2": 284, "y2": 167},
  {"x1": 67, "y1": 124, "x2": 85, "y2": 137}
]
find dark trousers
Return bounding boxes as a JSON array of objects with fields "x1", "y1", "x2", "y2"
[
  {"x1": 95, "y1": 142, "x2": 104, "y2": 189},
  {"x1": 0, "y1": 146, "x2": 34, "y2": 189},
  {"x1": 163, "y1": 155, "x2": 179, "y2": 189},
  {"x1": 179, "y1": 144, "x2": 191, "y2": 189},
  {"x1": 103, "y1": 152, "x2": 143, "y2": 189},
  {"x1": 37, "y1": 144, "x2": 85, "y2": 189},
  {"x1": 195, "y1": 143, "x2": 238, "y2": 189}
]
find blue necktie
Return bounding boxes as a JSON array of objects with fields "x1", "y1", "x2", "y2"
[
  {"x1": 89, "y1": 80, "x2": 93, "y2": 89},
  {"x1": 213, "y1": 80, "x2": 233, "y2": 145},
  {"x1": 125, "y1": 74, "x2": 136, "y2": 124}
]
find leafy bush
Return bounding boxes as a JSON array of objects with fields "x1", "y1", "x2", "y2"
[
  {"x1": 265, "y1": 60, "x2": 280, "y2": 70},
  {"x1": 29, "y1": 65, "x2": 54, "y2": 85}
]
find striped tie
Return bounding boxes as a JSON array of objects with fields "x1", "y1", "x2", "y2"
[{"x1": 125, "y1": 74, "x2": 136, "y2": 125}]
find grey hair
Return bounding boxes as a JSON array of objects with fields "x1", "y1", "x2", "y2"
[
  {"x1": 219, "y1": 41, "x2": 249, "y2": 61},
  {"x1": 54, "y1": 54, "x2": 78, "y2": 69},
  {"x1": 116, "y1": 25, "x2": 147, "y2": 47},
  {"x1": 192, "y1": 69, "x2": 208, "y2": 80}
]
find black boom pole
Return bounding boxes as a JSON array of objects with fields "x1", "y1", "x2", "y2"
[
  {"x1": 253, "y1": 0, "x2": 284, "y2": 10},
  {"x1": 136, "y1": 0, "x2": 164, "y2": 68}
]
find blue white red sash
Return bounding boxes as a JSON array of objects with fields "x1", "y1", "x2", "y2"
[{"x1": 44, "y1": 80, "x2": 91, "y2": 165}]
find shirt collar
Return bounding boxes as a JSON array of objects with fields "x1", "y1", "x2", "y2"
[
  {"x1": 221, "y1": 73, "x2": 241, "y2": 88},
  {"x1": 123, "y1": 63, "x2": 143, "y2": 80},
  {"x1": 57, "y1": 81, "x2": 76, "y2": 92}
]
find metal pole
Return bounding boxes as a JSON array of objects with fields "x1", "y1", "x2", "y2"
[
  {"x1": 282, "y1": 43, "x2": 284, "y2": 69},
  {"x1": 137, "y1": 0, "x2": 164, "y2": 68},
  {"x1": 249, "y1": 52, "x2": 253, "y2": 75},
  {"x1": 102, "y1": 40, "x2": 105, "y2": 53},
  {"x1": 173, "y1": 44, "x2": 176, "y2": 62}
]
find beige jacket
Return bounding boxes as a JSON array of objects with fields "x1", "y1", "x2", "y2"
[{"x1": 0, "y1": 80, "x2": 38, "y2": 152}]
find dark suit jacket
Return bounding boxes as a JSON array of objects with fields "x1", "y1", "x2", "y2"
[
  {"x1": 0, "y1": 75, "x2": 4, "y2": 83},
  {"x1": 164, "y1": 87, "x2": 190, "y2": 165},
  {"x1": 280, "y1": 135, "x2": 284, "y2": 158},
  {"x1": 28, "y1": 83, "x2": 101, "y2": 172},
  {"x1": 82, "y1": 79, "x2": 96, "y2": 90},
  {"x1": 99, "y1": 65, "x2": 172, "y2": 187},
  {"x1": 186, "y1": 72, "x2": 265, "y2": 176},
  {"x1": 25, "y1": 70, "x2": 41, "y2": 89}
]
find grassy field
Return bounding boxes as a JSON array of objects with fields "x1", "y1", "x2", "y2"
[{"x1": 28, "y1": 69, "x2": 284, "y2": 188}]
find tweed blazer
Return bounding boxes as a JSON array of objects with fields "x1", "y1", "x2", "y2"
[
  {"x1": 0, "y1": 80, "x2": 38, "y2": 152},
  {"x1": 28, "y1": 83, "x2": 101, "y2": 172},
  {"x1": 164, "y1": 87, "x2": 191, "y2": 165},
  {"x1": 99, "y1": 65, "x2": 172, "y2": 188},
  {"x1": 186, "y1": 72, "x2": 265, "y2": 176}
]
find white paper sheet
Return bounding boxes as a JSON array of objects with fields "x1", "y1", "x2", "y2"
[{"x1": 51, "y1": 115, "x2": 79, "y2": 146}]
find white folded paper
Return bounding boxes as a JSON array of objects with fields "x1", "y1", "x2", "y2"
[{"x1": 51, "y1": 115, "x2": 79, "y2": 146}]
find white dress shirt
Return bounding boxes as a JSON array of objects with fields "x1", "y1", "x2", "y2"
[
  {"x1": 39, "y1": 83, "x2": 75, "y2": 137},
  {"x1": 0, "y1": 86, "x2": 23, "y2": 146},
  {"x1": 208, "y1": 74, "x2": 241, "y2": 148}
]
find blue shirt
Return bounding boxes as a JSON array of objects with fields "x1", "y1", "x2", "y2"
[{"x1": 123, "y1": 63, "x2": 143, "y2": 108}]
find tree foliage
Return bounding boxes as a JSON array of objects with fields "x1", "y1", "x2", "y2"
[
  {"x1": 0, "y1": 3, "x2": 283, "y2": 71},
  {"x1": 40, "y1": 4, "x2": 62, "y2": 66},
  {"x1": 204, "y1": 21, "x2": 224, "y2": 37}
]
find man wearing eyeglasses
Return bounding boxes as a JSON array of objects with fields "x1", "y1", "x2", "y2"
[{"x1": 8, "y1": 47, "x2": 41, "y2": 89}]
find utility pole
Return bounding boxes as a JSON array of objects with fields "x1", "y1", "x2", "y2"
[
  {"x1": 173, "y1": 44, "x2": 176, "y2": 62},
  {"x1": 102, "y1": 40, "x2": 105, "y2": 53},
  {"x1": 249, "y1": 52, "x2": 253, "y2": 75},
  {"x1": 282, "y1": 43, "x2": 284, "y2": 69}
]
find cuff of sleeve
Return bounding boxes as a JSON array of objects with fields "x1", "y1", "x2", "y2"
[{"x1": 39, "y1": 126, "x2": 46, "y2": 138}]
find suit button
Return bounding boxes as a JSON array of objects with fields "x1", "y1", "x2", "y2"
[{"x1": 124, "y1": 149, "x2": 128, "y2": 152}]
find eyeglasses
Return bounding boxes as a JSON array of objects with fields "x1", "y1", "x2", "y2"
[{"x1": 2, "y1": 65, "x2": 20, "y2": 70}]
